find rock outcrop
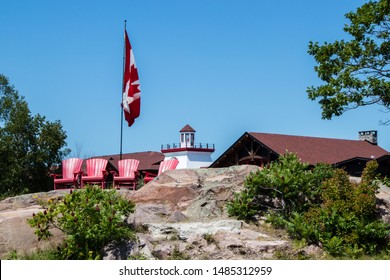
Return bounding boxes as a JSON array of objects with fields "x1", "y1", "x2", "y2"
[
  {"x1": 108, "y1": 165, "x2": 293, "y2": 260},
  {"x1": 1, "y1": 165, "x2": 389, "y2": 260},
  {"x1": 0, "y1": 192, "x2": 66, "y2": 259}
]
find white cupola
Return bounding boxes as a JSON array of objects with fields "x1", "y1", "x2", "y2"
[
  {"x1": 180, "y1": 124, "x2": 196, "y2": 148},
  {"x1": 161, "y1": 124, "x2": 215, "y2": 169}
]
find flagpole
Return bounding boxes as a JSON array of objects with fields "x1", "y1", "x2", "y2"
[{"x1": 120, "y1": 20, "x2": 127, "y2": 161}]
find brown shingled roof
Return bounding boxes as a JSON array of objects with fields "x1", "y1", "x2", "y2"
[
  {"x1": 180, "y1": 124, "x2": 196, "y2": 133},
  {"x1": 90, "y1": 151, "x2": 164, "y2": 172},
  {"x1": 248, "y1": 132, "x2": 388, "y2": 165}
]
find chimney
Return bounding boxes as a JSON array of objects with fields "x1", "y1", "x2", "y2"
[{"x1": 358, "y1": 130, "x2": 378, "y2": 145}]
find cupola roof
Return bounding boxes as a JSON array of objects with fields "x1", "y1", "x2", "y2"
[{"x1": 180, "y1": 124, "x2": 196, "y2": 133}]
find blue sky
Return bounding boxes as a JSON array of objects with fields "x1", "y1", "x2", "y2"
[{"x1": 1, "y1": 0, "x2": 389, "y2": 160}]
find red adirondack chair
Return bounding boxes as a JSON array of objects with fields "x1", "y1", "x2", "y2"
[
  {"x1": 81, "y1": 158, "x2": 108, "y2": 188},
  {"x1": 112, "y1": 159, "x2": 140, "y2": 190},
  {"x1": 144, "y1": 158, "x2": 179, "y2": 184},
  {"x1": 51, "y1": 158, "x2": 83, "y2": 190}
]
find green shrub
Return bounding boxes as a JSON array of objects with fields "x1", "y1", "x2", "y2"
[
  {"x1": 307, "y1": 163, "x2": 388, "y2": 255},
  {"x1": 381, "y1": 176, "x2": 390, "y2": 187},
  {"x1": 296, "y1": 164, "x2": 389, "y2": 257},
  {"x1": 227, "y1": 153, "x2": 334, "y2": 219},
  {"x1": 322, "y1": 236, "x2": 344, "y2": 256},
  {"x1": 28, "y1": 186, "x2": 135, "y2": 259},
  {"x1": 229, "y1": 154, "x2": 390, "y2": 257}
]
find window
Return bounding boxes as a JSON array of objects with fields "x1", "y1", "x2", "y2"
[{"x1": 185, "y1": 133, "x2": 189, "y2": 146}]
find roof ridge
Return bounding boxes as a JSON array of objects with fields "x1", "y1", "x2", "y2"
[
  {"x1": 248, "y1": 131, "x2": 362, "y2": 142},
  {"x1": 91, "y1": 151, "x2": 161, "y2": 158}
]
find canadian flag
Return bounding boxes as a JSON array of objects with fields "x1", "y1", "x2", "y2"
[{"x1": 122, "y1": 30, "x2": 141, "y2": 127}]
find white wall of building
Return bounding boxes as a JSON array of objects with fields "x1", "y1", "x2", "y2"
[{"x1": 164, "y1": 150, "x2": 213, "y2": 169}]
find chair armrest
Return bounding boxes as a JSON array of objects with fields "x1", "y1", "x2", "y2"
[
  {"x1": 110, "y1": 170, "x2": 118, "y2": 176},
  {"x1": 50, "y1": 173, "x2": 62, "y2": 179},
  {"x1": 143, "y1": 171, "x2": 156, "y2": 178},
  {"x1": 73, "y1": 171, "x2": 83, "y2": 177}
]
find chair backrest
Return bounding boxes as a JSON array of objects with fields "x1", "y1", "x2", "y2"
[
  {"x1": 86, "y1": 158, "x2": 108, "y2": 177},
  {"x1": 158, "y1": 158, "x2": 179, "y2": 175},
  {"x1": 62, "y1": 158, "x2": 83, "y2": 179},
  {"x1": 118, "y1": 159, "x2": 140, "y2": 177}
]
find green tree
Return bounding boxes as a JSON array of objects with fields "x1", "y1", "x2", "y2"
[
  {"x1": 307, "y1": 0, "x2": 390, "y2": 121},
  {"x1": 0, "y1": 74, "x2": 70, "y2": 196}
]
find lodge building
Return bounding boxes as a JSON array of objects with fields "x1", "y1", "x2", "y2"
[{"x1": 210, "y1": 130, "x2": 390, "y2": 177}]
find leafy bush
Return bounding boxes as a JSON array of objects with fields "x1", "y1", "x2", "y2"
[
  {"x1": 28, "y1": 186, "x2": 135, "y2": 259},
  {"x1": 381, "y1": 176, "x2": 390, "y2": 187},
  {"x1": 227, "y1": 153, "x2": 334, "y2": 219},
  {"x1": 228, "y1": 154, "x2": 390, "y2": 257},
  {"x1": 300, "y1": 163, "x2": 390, "y2": 257}
]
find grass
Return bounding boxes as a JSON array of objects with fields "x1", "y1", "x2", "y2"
[{"x1": 7, "y1": 249, "x2": 59, "y2": 260}]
